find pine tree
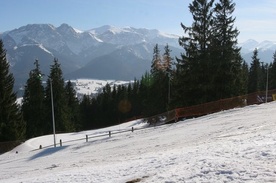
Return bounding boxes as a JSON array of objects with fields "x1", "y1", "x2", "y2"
[
  {"x1": 21, "y1": 59, "x2": 46, "y2": 138},
  {"x1": 162, "y1": 44, "x2": 174, "y2": 109},
  {"x1": 148, "y1": 44, "x2": 170, "y2": 115},
  {"x1": 0, "y1": 39, "x2": 25, "y2": 141},
  {"x1": 65, "y1": 80, "x2": 81, "y2": 131},
  {"x1": 116, "y1": 84, "x2": 130, "y2": 123},
  {"x1": 151, "y1": 44, "x2": 162, "y2": 76},
  {"x1": 79, "y1": 94, "x2": 93, "y2": 130},
  {"x1": 162, "y1": 44, "x2": 173, "y2": 73},
  {"x1": 176, "y1": 0, "x2": 215, "y2": 106},
  {"x1": 248, "y1": 49, "x2": 261, "y2": 93},
  {"x1": 45, "y1": 58, "x2": 73, "y2": 133},
  {"x1": 241, "y1": 61, "x2": 249, "y2": 94},
  {"x1": 211, "y1": 0, "x2": 244, "y2": 99},
  {"x1": 128, "y1": 80, "x2": 142, "y2": 118},
  {"x1": 259, "y1": 62, "x2": 268, "y2": 91},
  {"x1": 139, "y1": 72, "x2": 155, "y2": 116}
]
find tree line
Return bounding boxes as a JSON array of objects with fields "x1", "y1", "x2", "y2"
[{"x1": 1, "y1": 0, "x2": 276, "y2": 142}]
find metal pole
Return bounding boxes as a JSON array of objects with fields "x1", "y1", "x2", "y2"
[
  {"x1": 168, "y1": 73, "x2": 170, "y2": 104},
  {"x1": 50, "y1": 79, "x2": 56, "y2": 147},
  {"x1": 266, "y1": 66, "x2": 268, "y2": 103}
]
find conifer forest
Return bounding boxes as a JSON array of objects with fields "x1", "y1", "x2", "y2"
[{"x1": 1, "y1": 0, "x2": 276, "y2": 142}]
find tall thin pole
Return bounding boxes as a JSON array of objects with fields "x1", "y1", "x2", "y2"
[
  {"x1": 50, "y1": 79, "x2": 56, "y2": 147},
  {"x1": 265, "y1": 66, "x2": 268, "y2": 103},
  {"x1": 168, "y1": 73, "x2": 170, "y2": 105}
]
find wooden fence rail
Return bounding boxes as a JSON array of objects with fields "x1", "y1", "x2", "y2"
[{"x1": 34, "y1": 126, "x2": 145, "y2": 151}]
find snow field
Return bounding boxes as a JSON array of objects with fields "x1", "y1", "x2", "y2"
[{"x1": 0, "y1": 102, "x2": 275, "y2": 182}]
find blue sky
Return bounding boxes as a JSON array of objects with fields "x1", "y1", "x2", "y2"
[{"x1": 1, "y1": 0, "x2": 275, "y2": 42}]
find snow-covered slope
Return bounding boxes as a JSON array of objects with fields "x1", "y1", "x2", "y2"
[
  {"x1": 1, "y1": 102, "x2": 275, "y2": 182},
  {"x1": 71, "y1": 78, "x2": 132, "y2": 98}
]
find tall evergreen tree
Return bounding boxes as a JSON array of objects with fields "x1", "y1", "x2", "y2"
[
  {"x1": 149, "y1": 44, "x2": 170, "y2": 114},
  {"x1": 151, "y1": 44, "x2": 162, "y2": 76},
  {"x1": 128, "y1": 80, "x2": 142, "y2": 118},
  {"x1": 139, "y1": 71, "x2": 155, "y2": 116},
  {"x1": 241, "y1": 61, "x2": 249, "y2": 94},
  {"x1": 65, "y1": 80, "x2": 81, "y2": 131},
  {"x1": 79, "y1": 94, "x2": 93, "y2": 130},
  {"x1": 162, "y1": 44, "x2": 174, "y2": 109},
  {"x1": 161, "y1": 44, "x2": 174, "y2": 73},
  {"x1": 176, "y1": 0, "x2": 215, "y2": 106},
  {"x1": 211, "y1": 0, "x2": 244, "y2": 99},
  {"x1": 0, "y1": 39, "x2": 25, "y2": 141},
  {"x1": 259, "y1": 62, "x2": 269, "y2": 91},
  {"x1": 22, "y1": 59, "x2": 46, "y2": 138},
  {"x1": 45, "y1": 58, "x2": 73, "y2": 133},
  {"x1": 248, "y1": 49, "x2": 262, "y2": 93}
]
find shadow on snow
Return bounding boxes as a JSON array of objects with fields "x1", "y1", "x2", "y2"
[{"x1": 29, "y1": 146, "x2": 68, "y2": 161}]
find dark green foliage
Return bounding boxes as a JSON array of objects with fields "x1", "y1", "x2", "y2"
[
  {"x1": 259, "y1": 62, "x2": 268, "y2": 91},
  {"x1": 175, "y1": 0, "x2": 215, "y2": 106},
  {"x1": 128, "y1": 79, "x2": 142, "y2": 118},
  {"x1": 211, "y1": 0, "x2": 244, "y2": 99},
  {"x1": 79, "y1": 95, "x2": 94, "y2": 130},
  {"x1": 44, "y1": 58, "x2": 74, "y2": 133},
  {"x1": 22, "y1": 60, "x2": 46, "y2": 138},
  {"x1": 163, "y1": 44, "x2": 174, "y2": 74},
  {"x1": 240, "y1": 61, "x2": 249, "y2": 94},
  {"x1": 151, "y1": 44, "x2": 162, "y2": 76},
  {"x1": 139, "y1": 72, "x2": 154, "y2": 116},
  {"x1": 248, "y1": 49, "x2": 261, "y2": 93},
  {"x1": 65, "y1": 80, "x2": 81, "y2": 131},
  {"x1": 0, "y1": 39, "x2": 25, "y2": 141},
  {"x1": 145, "y1": 44, "x2": 174, "y2": 115},
  {"x1": 173, "y1": 0, "x2": 245, "y2": 107},
  {"x1": 148, "y1": 44, "x2": 167, "y2": 115},
  {"x1": 269, "y1": 51, "x2": 276, "y2": 89}
]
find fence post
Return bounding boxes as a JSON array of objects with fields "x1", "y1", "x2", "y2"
[
  {"x1": 109, "y1": 131, "x2": 111, "y2": 137},
  {"x1": 60, "y1": 139, "x2": 62, "y2": 147},
  {"x1": 86, "y1": 135, "x2": 88, "y2": 142}
]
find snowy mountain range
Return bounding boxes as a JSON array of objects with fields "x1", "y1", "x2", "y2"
[
  {"x1": 0, "y1": 23, "x2": 181, "y2": 91},
  {"x1": 0, "y1": 23, "x2": 275, "y2": 92},
  {"x1": 238, "y1": 39, "x2": 276, "y2": 63}
]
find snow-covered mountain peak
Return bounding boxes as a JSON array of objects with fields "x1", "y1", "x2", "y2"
[
  {"x1": 158, "y1": 31, "x2": 180, "y2": 39},
  {"x1": 88, "y1": 25, "x2": 116, "y2": 35},
  {"x1": 25, "y1": 24, "x2": 56, "y2": 31},
  {"x1": 238, "y1": 39, "x2": 259, "y2": 50},
  {"x1": 89, "y1": 25, "x2": 140, "y2": 36},
  {"x1": 57, "y1": 23, "x2": 78, "y2": 34},
  {"x1": 239, "y1": 39, "x2": 276, "y2": 52},
  {"x1": 256, "y1": 40, "x2": 276, "y2": 51},
  {"x1": 73, "y1": 28, "x2": 83, "y2": 34}
]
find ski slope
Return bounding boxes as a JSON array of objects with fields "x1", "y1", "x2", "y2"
[{"x1": 0, "y1": 102, "x2": 275, "y2": 182}]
